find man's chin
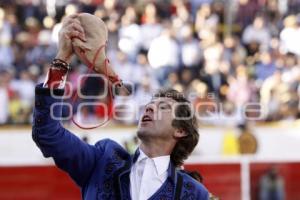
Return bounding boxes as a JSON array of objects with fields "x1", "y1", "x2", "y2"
[{"x1": 137, "y1": 128, "x2": 152, "y2": 139}]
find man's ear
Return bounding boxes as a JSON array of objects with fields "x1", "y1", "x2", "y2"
[{"x1": 174, "y1": 128, "x2": 187, "y2": 138}]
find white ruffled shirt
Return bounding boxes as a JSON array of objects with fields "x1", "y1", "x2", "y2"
[{"x1": 130, "y1": 149, "x2": 170, "y2": 200}]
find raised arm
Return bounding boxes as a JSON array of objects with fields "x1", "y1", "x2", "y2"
[{"x1": 32, "y1": 14, "x2": 100, "y2": 187}]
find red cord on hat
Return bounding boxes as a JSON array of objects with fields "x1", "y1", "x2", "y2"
[{"x1": 71, "y1": 42, "x2": 122, "y2": 129}]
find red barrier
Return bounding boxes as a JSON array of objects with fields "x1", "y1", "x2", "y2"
[
  {"x1": 1, "y1": 163, "x2": 300, "y2": 200},
  {"x1": 185, "y1": 163, "x2": 241, "y2": 200},
  {"x1": 0, "y1": 166, "x2": 80, "y2": 200}
]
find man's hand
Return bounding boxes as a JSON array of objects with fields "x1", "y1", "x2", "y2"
[{"x1": 56, "y1": 14, "x2": 87, "y2": 63}]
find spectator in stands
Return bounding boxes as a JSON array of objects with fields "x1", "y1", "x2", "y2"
[
  {"x1": 260, "y1": 71, "x2": 282, "y2": 121},
  {"x1": 10, "y1": 70, "x2": 35, "y2": 109},
  {"x1": 222, "y1": 35, "x2": 246, "y2": 67},
  {"x1": 148, "y1": 26, "x2": 180, "y2": 85},
  {"x1": 0, "y1": 70, "x2": 9, "y2": 124},
  {"x1": 259, "y1": 167, "x2": 285, "y2": 200},
  {"x1": 118, "y1": 6, "x2": 141, "y2": 62},
  {"x1": 134, "y1": 51, "x2": 159, "y2": 89},
  {"x1": 280, "y1": 15, "x2": 300, "y2": 56},
  {"x1": 242, "y1": 15, "x2": 271, "y2": 51},
  {"x1": 255, "y1": 51, "x2": 277, "y2": 84},
  {"x1": 26, "y1": 30, "x2": 56, "y2": 66},
  {"x1": 164, "y1": 71, "x2": 181, "y2": 89},
  {"x1": 179, "y1": 24, "x2": 202, "y2": 69},
  {"x1": 111, "y1": 50, "x2": 138, "y2": 86},
  {"x1": 140, "y1": 3, "x2": 162, "y2": 51},
  {"x1": 9, "y1": 91, "x2": 31, "y2": 124},
  {"x1": 195, "y1": 3, "x2": 219, "y2": 36},
  {"x1": 227, "y1": 65, "x2": 255, "y2": 106},
  {"x1": 236, "y1": 0, "x2": 260, "y2": 28},
  {"x1": 0, "y1": 8, "x2": 14, "y2": 70}
]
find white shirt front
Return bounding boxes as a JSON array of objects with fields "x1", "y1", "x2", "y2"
[{"x1": 130, "y1": 149, "x2": 170, "y2": 200}]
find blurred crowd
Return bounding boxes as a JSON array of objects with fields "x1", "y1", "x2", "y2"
[{"x1": 0, "y1": 0, "x2": 300, "y2": 126}]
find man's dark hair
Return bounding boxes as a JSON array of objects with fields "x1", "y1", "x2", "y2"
[{"x1": 154, "y1": 88, "x2": 199, "y2": 167}]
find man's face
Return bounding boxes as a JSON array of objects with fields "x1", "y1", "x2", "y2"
[{"x1": 137, "y1": 97, "x2": 177, "y2": 140}]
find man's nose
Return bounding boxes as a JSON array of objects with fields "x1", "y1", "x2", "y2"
[{"x1": 145, "y1": 104, "x2": 155, "y2": 113}]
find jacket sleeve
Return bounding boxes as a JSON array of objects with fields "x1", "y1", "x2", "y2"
[{"x1": 32, "y1": 84, "x2": 103, "y2": 187}]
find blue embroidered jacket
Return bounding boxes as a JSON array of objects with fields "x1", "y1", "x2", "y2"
[{"x1": 32, "y1": 84, "x2": 209, "y2": 200}]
